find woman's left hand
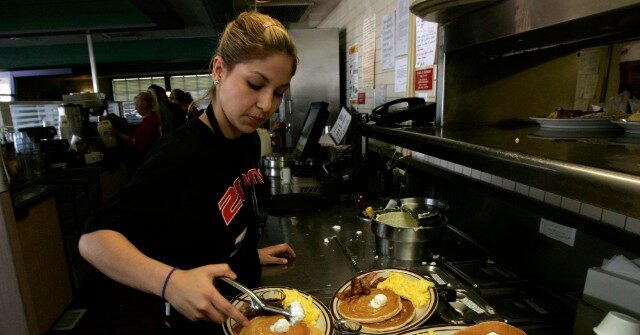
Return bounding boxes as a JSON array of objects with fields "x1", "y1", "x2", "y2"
[{"x1": 258, "y1": 243, "x2": 296, "y2": 265}]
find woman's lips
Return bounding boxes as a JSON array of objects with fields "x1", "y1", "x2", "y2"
[{"x1": 247, "y1": 115, "x2": 265, "y2": 126}]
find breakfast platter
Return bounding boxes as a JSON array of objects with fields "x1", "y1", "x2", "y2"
[
  {"x1": 330, "y1": 268, "x2": 439, "y2": 335},
  {"x1": 222, "y1": 286, "x2": 332, "y2": 335},
  {"x1": 398, "y1": 325, "x2": 468, "y2": 334}
]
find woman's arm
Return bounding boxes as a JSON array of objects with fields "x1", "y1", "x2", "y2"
[{"x1": 78, "y1": 230, "x2": 249, "y2": 325}]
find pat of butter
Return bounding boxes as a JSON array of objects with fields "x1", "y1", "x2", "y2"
[
  {"x1": 269, "y1": 318, "x2": 290, "y2": 333},
  {"x1": 369, "y1": 293, "x2": 388, "y2": 309}
]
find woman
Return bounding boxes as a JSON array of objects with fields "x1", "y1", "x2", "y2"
[
  {"x1": 170, "y1": 88, "x2": 203, "y2": 120},
  {"x1": 128, "y1": 91, "x2": 162, "y2": 154},
  {"x1": 79, "y1": 11, "x2": 297, "y2": 333}
]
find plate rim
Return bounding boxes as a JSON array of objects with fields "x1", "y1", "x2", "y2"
[
  {"x1": 529, "y1": 117, "x2": 621, "y2": 129},
  {"x1": 611, "y1": 120, "x2": 640, "y2": 134},
  {"x1": 222, "y1": 285, "x2": 333, "y2": 335},
  {"x1": 397, "y1": 324, "x2": 469, "y2": 335},
  {"x1": 330, "y1": 268, "x2": 439, "y2": 335}
]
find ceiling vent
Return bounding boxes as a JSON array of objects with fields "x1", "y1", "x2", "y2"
[{"x1": 256, "y1": 1, "x2": 315, "y2": 23}]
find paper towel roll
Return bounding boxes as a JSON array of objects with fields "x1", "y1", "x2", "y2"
[{"x1": 256, "y1": 128, "x2": 272, "y2": 157}]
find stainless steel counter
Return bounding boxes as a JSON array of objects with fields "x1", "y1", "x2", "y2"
[
  {"x1": 361, "y1": 124, "x2": 640, "y2": 219},
  {"x1": 258, "y1": 202, "x2": 574, "y2": 334}
]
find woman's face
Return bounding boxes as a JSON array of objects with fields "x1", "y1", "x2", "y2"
[
  {"x1": 135, "y1": 98, "x2": 148, "y2": 117},
  {"x1": 212, "y1": 53, "x2": 293, "y2": 138}
]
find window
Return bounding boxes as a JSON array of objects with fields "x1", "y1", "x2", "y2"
[
  {"x1": 112, "y1": 77, "x2": 165, "y2": 122},
  {"x1": 0, "y1": 72, "x2": 14, "y2": 102},
  {"x1": 169, "y1": 74, "x2": 212, "y2": 109},
  {"x1": 8, "y1": 102, "x2": 60, "y2": 131}
]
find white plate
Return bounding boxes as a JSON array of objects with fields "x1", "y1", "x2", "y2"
[
  {"x1": 530, "y1": 117, "x2": 620, "y2": 130},
  {"x1": 398, "y1": 325, "x2": 468, "y2": 335},
  {"x1": 611, "y1": 120, "x2": 640, "y2": 134},
  {"x1": 222, "y1": 286, "x2": 332, "y2": 335},
  {"x1": 331, "y1": 268, "x2": 439, "y2": 335}
]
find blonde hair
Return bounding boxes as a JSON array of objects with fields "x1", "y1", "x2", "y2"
[
  {"x1": 205, "y1": 11, "x2": 298, "y2": 101},
  {"x1": 135, "y1": 91, "x2": 159, "y2": 116}
]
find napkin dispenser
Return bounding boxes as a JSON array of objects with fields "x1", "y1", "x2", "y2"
[{"x1": 582, "y1": 255, "x2": 640, "y2": 317}]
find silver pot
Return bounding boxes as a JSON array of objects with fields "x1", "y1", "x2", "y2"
[
  {"x1": 371, "y1": 208, "x2": 447, "y2": 261},
  {"x1": 399, "y1": 197, "x2": 449, "y2": 213},
  {"x1": 261, "y1": 154, "x2": 293, "y2": 178}
]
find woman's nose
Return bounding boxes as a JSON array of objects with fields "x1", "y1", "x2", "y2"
[{"x1": 257, "y1": 91, "x2": 274, "y2": 111}]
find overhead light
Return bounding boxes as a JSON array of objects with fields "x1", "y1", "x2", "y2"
[{"x1": 256, "y1": 0, "x2": 272, "y2": 3}]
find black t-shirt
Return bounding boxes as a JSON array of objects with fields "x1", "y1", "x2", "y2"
[{"x1": 84, "y1": 107, "x2": 265, "y2": 288}]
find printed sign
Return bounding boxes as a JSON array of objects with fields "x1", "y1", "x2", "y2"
[{"x1": 415, "y1": 68, "x2": 434, "y2": 91}]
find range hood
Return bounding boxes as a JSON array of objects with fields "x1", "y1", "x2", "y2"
[{"x1": 412, "y1": 0, "x2": 640, "y2": 57}]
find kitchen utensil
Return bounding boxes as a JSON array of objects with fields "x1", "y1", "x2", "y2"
[
  {"x1": 371, "y1": 208, "x2": 447, "y2": 260},
  {"x1": 593, "y1": 311, "x2": 640, "y2": 335},
  {"x1": 219, "y1": 277, "x2": 294, "y2": 322}
]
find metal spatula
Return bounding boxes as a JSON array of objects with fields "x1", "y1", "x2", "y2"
[{"x1": 219, "y1": 277, "x2": 294, "y2": 322}]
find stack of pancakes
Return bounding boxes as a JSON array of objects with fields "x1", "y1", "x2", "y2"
[
  {"x1": 238, "y1": 315, "x2": 311, "y2": 335},
  {"x1": 337, "y1": 288, "x2": 416, "y2": 332}
]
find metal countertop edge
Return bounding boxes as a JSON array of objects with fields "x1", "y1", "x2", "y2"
[{"x1": 362, "y1": 125, "x2": 640, "y2": 219}]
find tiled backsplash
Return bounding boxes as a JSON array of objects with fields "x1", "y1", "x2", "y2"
[{"x1": 409, "y1": 150, "x2": 640, "y2": 237}]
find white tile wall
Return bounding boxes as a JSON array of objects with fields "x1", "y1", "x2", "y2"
[{"x1": 404, "y1": 152, "x2": 639, "y2": 237}]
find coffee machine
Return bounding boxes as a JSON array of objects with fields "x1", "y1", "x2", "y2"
[{"x1": 60, "y1": 92, "x2": 106, "y2": 140}]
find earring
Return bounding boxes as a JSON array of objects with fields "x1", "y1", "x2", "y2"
[{"x1": 213, "y1": 78, "x2": 220, "y2": 85}]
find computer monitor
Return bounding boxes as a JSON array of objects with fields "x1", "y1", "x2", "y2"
[{"x1": 294, "y1": 101, "x2": 329, "y2": 162}]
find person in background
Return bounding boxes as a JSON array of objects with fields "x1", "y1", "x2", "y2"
[
  {"x1": 170, "y1": 88, "x2": 203, "y2": 120},
  {"x1": 149, "y1": 84, "x2": 187, "y2": 133},
  {"x1": 78, "y1": 11, "x2": 298, "y2": 334},
  {"x1": 604, "y1": 40, "x2": 640, "y2": 114}
]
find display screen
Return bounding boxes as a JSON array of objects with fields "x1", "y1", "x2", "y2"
[{"x1": 294, "y1": 102, "x2": 329, "y2": 161}]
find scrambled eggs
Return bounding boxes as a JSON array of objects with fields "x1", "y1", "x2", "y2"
[
  {"x1": 282, "y1": 289, "x2": 320, "y2": 326},
  {"x1": 376, "y1": 273, "x2": 434, "y2": 308}
]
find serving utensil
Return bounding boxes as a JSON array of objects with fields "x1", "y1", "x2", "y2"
[{"x1": 219, "y1": 277, "x2": 294, "y2": 322}]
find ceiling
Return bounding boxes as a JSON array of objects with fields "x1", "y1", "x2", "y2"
[{"x1": 0, "y1": 0, "x2": 340, "y2": 71}]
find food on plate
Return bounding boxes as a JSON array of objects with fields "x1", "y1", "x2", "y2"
[
  {"x1": 377, "y1": 272, "x2": 434, "y2": 308},
  {"x1": 629, "y1": 112, "x2": 640, "y2": 121},
  {"x1": 375, "y1": 211, "x2": 419, "y2": 228},
  {"x1": 360, "y1": 298, "x2": 415, "y2": 332},
  {"x1": 235, "y1": 289, "x2": 324, "y2": 335},
  {"x1": 452, "y1": 321, "x2": 526, "y2": 335},
  {"x1": 335, "y1": 271, "x2": 435, "y2": 333},
  {"x1": 338, "y1": 288, "x2": 403, "y2": 322},
  {"x1": 545, "y1": 108, "x2": 628, "y2": 120},
  {"x1": 546, "y1": 108, "x2": 596, "y2": 119},
  {"x1": 574, "y1": 110, "x2": 629, "y2": 119},
  {"x1": 239, "y1": 315, "x2": 315, "y2": 335}
]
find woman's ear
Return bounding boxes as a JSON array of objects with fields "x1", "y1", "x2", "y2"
[{"x1": 211, "y1": 56, "x2": 225, "y2": 81}]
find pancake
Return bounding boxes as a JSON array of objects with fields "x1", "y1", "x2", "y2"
[
  {"x1": 337, "y1": 288, "x2": 402, "y2": 323},
  {"x1": 453, "y1": 321, "x2": 527, "y2": 335},
  {"x1": 238, "y1": 315, "x2": 310, "y2": 335},
  {"x1": 361, "y1": 298, "x2": 415, "y2": 332}
]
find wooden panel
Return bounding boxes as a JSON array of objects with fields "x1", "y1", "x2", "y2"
[
  {"x1": 0, "y1": 191, "x2": 29, "y2": 334},
  {"x1": 16, "y1": 197, "x2": 72, "y2": 334}
]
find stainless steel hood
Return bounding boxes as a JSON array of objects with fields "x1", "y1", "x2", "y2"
[{"x1": 413, "y1": 0, "x2": 640, "y2": 57}]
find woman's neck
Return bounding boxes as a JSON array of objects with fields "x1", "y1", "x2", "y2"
[{"x1": 199, "y1": 102, "x2": 241, "y2": 139}]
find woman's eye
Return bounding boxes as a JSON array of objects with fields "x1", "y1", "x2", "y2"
[
  {"x1": 248, "y1": 82, "x2": 261, "y2": 90},
  {"x1": 274, "y1": 91, "x2": 285, "y2": 98}
]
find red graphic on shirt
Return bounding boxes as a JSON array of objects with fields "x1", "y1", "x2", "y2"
[{"x1": 218, "y1": 168, "x2": 264, "y2": 226}]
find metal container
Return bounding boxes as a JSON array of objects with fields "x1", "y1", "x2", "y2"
[
  {"x1": 371, "y1": 208, "x2": 447, "y2": 261},
  {"x1": 261, "y1": 154, "x2": 294, "y2": 195}
]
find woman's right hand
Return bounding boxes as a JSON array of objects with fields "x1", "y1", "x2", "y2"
[{"x1": 163, "y1": 263, "x2": 249, "y2": 326}]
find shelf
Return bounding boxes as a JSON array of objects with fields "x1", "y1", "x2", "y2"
[{"x1": 361, "y1": 123, "x2": 640, "y2": 219}]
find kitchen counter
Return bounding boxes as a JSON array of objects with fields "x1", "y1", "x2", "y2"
[
  {"x1": 259, "y1": 201, "x2": 578, "y2": 334},
  {"x1": 361, "y1": 123, "x2": 640, "y2": 219}
]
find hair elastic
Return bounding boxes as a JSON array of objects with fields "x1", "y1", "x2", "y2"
[{"x1": 161, "y1": 267, "x2": 179, "y2": 301}]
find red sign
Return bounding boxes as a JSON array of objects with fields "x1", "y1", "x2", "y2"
[
  {"x1": 415, "y1": 68, "x2": 433, "y2": 91},
  {"x1": 357, "y1": 92, "x2": 366, "y2": 104}
]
